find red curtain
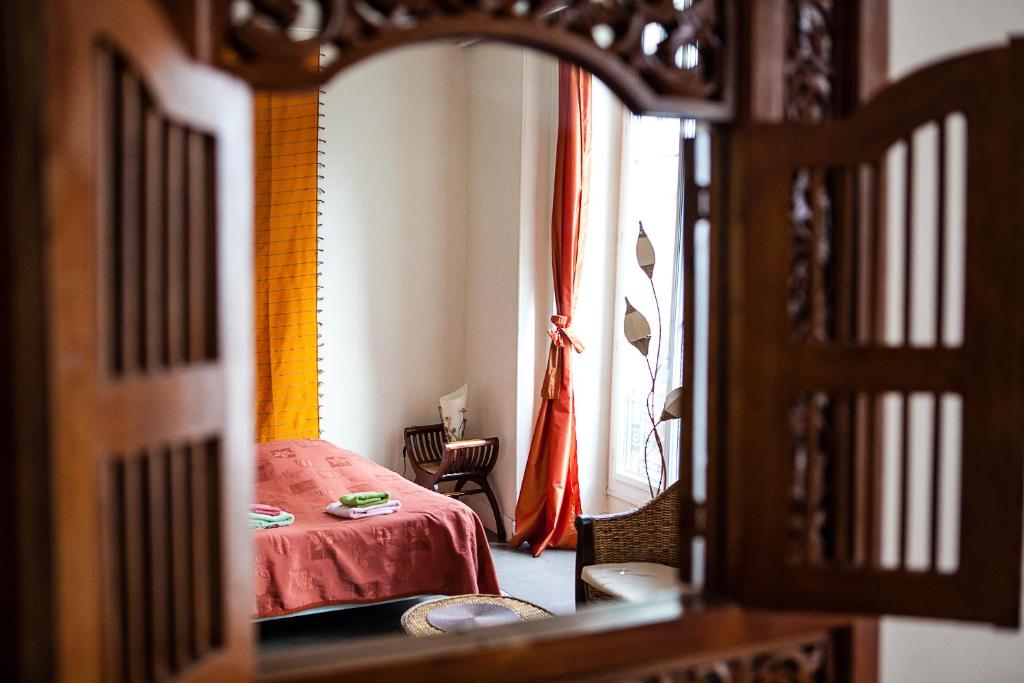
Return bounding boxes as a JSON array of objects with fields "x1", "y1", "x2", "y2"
[{"x1": 508, "y1": 62, "x2": 592, "y2": 556}]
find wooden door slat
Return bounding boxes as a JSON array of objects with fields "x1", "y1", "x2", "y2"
[
  {"x1": 897, "y1": 139, "x2": 913, "y2": 569},
  {"x1": 187, "y1": 132, "x2": 211, "y2": 362},
  {"x1": 120, "y1": 70, "x2": 143, "y2": 374},
  {"x1": 928, "y1": 121, "x2": 948, "y2": 572},
  {"x1": 147, "y1": 450, "x2": 171, "y2": 680},
  {"x1": 833, "y1": 167, "x2": 858, "y2": 567},
  {"x1": 96, "y1": 47, "x2": 119, "y2": 376},
  {"x1": 867, "y1": 161, "x2": 886, "y2": 570},
  {"x1": 102, "y1": 461, "x2": 126, "y2": 683},
  {"x1": 865, "y1": 393, "x2": 881, "y2": 568},
  {"x1": 122, "y1": 455, "x2": 149, "y2": 682},
  {"x1": 166, "y1": 124, "x2": 187, "y2": 366},
  {"x1": 833, "y1": 394, "x2": 852, "y2": 566},
  {"x1": 850, "y1": 393, "x2": 868, "y2": 566},
  {"x1": 191, "y1": 441, "x2": 213, "y2": 657},
  {"x1": 170, "y1": 444, "x2": 194, "y2": 669},
  {"x1": 144, "y1": 108, "x2": 166, "y2": 370},
  {"x1": 838, "y1": 167, "x2": 857, "y2": 343}
]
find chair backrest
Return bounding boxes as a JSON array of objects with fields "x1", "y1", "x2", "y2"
[
  {"x1": 593, "y1": 482, "x2": 681, "y2": 568},
  {"x1": 403, "y1": 424, "x2": 445, "y2": 465},
  {"x1": 443, "y1": 437, "x2": 499, "y2": 474}
]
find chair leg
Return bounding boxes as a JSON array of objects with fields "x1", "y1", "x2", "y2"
[
  {"x1": 478, "y1": 477, "x2": 506, "y2": 542},
  {"x1": 454, "y1": 479, "x2": 467, "y2": 493}
]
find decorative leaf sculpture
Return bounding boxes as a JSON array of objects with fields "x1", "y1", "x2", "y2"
[
  {"x1": 621, "y1": 218, "x2": 682, "y2": 496},
  {"x1": 636, "y1": 221, "x2": 656, "y2": 278},
  {"x1": 661, "y1": 386, "x2": 685, "y2": 421},
  {"x1": 623, "y1": 297, "x2": 652, "y2": 357}
]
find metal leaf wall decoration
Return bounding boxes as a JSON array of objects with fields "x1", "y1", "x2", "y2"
[
  {"x1": 636, "y1": 221, "x2": 656, "y2": 278},
  {"x1": 623, "y1": 298, "x2": 652, "y2": 357},
  {"x1": 622, "y1": 219, "x2": 680, "y2": 497},
  {"x1": 661, "y1": 386, "x2": 685, "y2": 421}
]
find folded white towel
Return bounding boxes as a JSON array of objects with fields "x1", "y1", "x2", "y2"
[{"x1": 325, "y1": 500, "x2": 401, "y2": 519}]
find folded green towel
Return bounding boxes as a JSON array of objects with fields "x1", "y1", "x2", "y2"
[
  {"x1": 248, "y1": 511, "x2": 294, "y2": 529},
  {"x1": 340, "y1": 491, "x2": 390, "y2": 508}
]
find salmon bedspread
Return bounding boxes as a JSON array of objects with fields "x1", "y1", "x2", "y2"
[{"x1": 252, "y1": 439, "x2": 500, "y2": 618}]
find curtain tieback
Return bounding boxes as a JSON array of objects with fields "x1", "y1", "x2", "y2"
[
  {"x1": 542, "y1": 315, "x2": 584, "y2": 400},
  {"x1": 547, "y1": 315, "x2": 585, "y2": 353}
]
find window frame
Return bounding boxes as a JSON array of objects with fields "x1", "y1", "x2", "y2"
[{"x1": 606, "y1": 112, "x2": 689, "y2": 506}]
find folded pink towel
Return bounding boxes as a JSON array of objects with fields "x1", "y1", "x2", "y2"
[
  {"x1": 325, "y1": 500, "x2": 401, "y2": 519},
  {"x1": 250, "y1": 503, "x2": 282, "y2": 516}
]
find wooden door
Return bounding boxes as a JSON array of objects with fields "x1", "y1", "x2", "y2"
[
  {"x1": 727, "y1": 43, "x2": 1024, "y2": 626},
  {"x1": 45, "y1": 0, "x2": 254, "y2": 679}
]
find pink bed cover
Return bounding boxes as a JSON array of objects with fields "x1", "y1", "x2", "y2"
[{"x1": 252, "y1": 439, "x2": 500, "y2": 619}]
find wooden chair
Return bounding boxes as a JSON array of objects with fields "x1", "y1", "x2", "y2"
[{"x1": 403, "y1": 424, "x2": 506, "y2": 541}]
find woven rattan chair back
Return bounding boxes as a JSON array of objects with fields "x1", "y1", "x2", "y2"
[{"x1": 592, "y1": 483, "x2": 680, "y2": 567}]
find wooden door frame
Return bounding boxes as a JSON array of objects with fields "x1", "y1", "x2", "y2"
[
  {"x1": 37, "y1": 0, "x2": 255, "y2": 679},
  {"x1": 259, "y1": 600, "x2": 879, "y2": 683},
  {"x1": 739, "y1": 0, "x2": 889, "y2": 124},
  {"x1": 3, "y1": 0, "x2": 888, "y2": 680},
  {"x1": 709, "y1": 0, "x2": 889, "y2": 597},
  {"x1": 1, "y1": 2, "x2": 54, "y2": 681},
  {"x1": 726, "y1": 40, "x2": 1024, "y2": 626}
]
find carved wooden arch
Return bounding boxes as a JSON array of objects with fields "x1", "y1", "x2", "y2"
[{"x1": 209, "y1": 0, "x2": 733, "y2": 118}]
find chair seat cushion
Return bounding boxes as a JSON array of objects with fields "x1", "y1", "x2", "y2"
[
  {"x1": 581, "y1": 562, "x2": 684, "y2": 602},
  {"x1": 419, "y1": 461, "x2": 441, "y2": 474}
]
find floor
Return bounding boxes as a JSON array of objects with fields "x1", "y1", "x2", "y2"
[
  {"x1": 489, "y1": 540, "x2": 576, "y2": 615},
  {"x1": 259, "y1": 537, "x2": 576, "y2": 650}
]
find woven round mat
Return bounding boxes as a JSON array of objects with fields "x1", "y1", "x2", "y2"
[{"x1": 401, "y1": 594, "x2": 553, "y2": 637}]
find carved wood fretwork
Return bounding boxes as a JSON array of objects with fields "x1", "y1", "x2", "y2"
[
  {"x1": 619, "y1": 637, "x2": 831, "y2": 683},
  {"x1": 785, "y1": 0, "x2": 835, "y2": 343},
  {"x1": 218, "y1": 0, "x2": 728, "y2": 116},
  {"x1": 787, "y1": 392, "x2": 833, "y2": 566},
  {"x1": 786, "y1": 167, "x2": 834, "y2": 344},
  {"x1": 783, "y1": 0, "x2": 837, "y2": 571},
  {"x1": 785, "y1": 0, "x2": 834, "y2": 124}
]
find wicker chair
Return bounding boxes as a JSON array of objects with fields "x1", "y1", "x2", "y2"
[
  {"x1": 403, "y1": 424, "x2": 506, "y2": 541},
  {"x1": 574, "y1": 482, "x2": 680, "y2": 605}
]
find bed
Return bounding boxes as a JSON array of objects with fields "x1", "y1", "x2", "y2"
[{"x1": 252, "y1": 439, "x2": 501, "y2": 619}]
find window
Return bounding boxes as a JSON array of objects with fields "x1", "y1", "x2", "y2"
[
  {"x1": 606, "y1": 114, "x2": 710, "y2": 507},
  {"x1": 607, "y1": 114, "x2": 690, "y2": 504}
]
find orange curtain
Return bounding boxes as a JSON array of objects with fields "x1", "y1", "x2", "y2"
[
  {"x1": 508, "y1": 62, "x2": 592, "y2": 556},
  {"x1": 253, "y1": 91, "x2": 321, "y2": 442}
]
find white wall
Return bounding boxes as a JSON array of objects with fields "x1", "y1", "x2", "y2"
[
  {"x1": 880, "y1": 2, "x2": 1024, "y2": 681},
  {"x1": 574, "y1": 77, "x2": 623, "y2": 515},
  {"x1": 319, "y1": 42, "x2": 621, "y2": 534},
  {"x1": 463, "y1": 44, "x2": 537, "y2": 532},
  {"x1": 462, "y1": 46, "x2": 620, "y2": 530},
  {"x1": 318, "y1": 44, "x2": 469, "y2": 472},
  {"x1": 513, "y1": 50, "x2": 557, "y2": 528}
]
